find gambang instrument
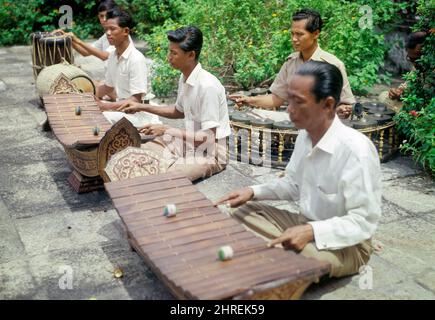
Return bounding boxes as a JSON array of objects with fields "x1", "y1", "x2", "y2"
[
  {"x1": 42, "y1": 93, "x2": 141, "y2": 192},
  {"x1": 105, "y1": 171, "x2": 330, "y2": 299}
]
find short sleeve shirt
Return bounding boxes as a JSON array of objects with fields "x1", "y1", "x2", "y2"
[
  {"x1": 270, "y1": 46, "x2": 356, "y2": 105},
  {"x1": 175, "y1": 63, "x2": 231, "y2": 140},
  {"x1": 104, "y1": 40, "x2": 147, "y2": 100}
]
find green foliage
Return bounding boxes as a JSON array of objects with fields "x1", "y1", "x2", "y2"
[
  {"x1": 394, "y1": 1, "x2": 435, "y2": 175},
  {"x1": 126, "y1": 0, "x2": 185, "y2": 36},
  {"x1": 0, "y1": 0, "x2": 100, "y2": 46},
  {"x1": 142, "y1": 0, "x2": 408, "y2": 97}
]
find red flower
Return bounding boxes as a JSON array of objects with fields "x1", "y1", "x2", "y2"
[{"x1": 409, "y1": 110, "x2": 418, "y2": 117}]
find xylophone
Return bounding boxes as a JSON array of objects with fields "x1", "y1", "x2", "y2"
[
  {"x1": 43, "y1": 93, "x2": 141, "y2": 192},
  {"x1": 105, "y1": 171, "x2": 330, "y2": 299}
]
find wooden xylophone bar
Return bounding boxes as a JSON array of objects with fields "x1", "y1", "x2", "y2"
[
  {"x1": 41, "y1": 93, "x2": 142, "y2": 192},
  {"x1": 43, "y1": 93, "x2": 111, "y2": 148},
  {"x1": 105, "y1": 171, "x2": 330, "y2": 300}
]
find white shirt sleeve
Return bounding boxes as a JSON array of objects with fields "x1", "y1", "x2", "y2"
[
  {"x1": 308, "y1": 152, "x2": 382, "y2": 250},
  {"x1": 92, "y1": 35, "x2": 105, "y2": 51},
  {"x1": 128, "y1": 56, "x2": 147, "y2": 96},
  {"x1": 199, "y1": 85, "x2": 221, "y2": 131}
]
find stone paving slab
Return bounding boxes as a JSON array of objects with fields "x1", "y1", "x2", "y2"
[{"x1": 0, "y1": 44, "x2": 434, "y2": 300}]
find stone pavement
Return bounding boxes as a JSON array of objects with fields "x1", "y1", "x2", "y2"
[{"x1": 0, "y1": 44, "x2": 434, "y2": 300}]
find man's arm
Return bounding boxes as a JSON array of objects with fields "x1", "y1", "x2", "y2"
[
  {"x1": 96, "y1": 84, "x2": 116, "y2": 100},
  {"x1": 139, "y1": 125, "x2": 217, "y2": 149},
  {"x1": 56, "y1": 30, "x2": 109, "y2": 61},
  {"x1": 117, "y1": 101, "x2": 185, "y2": 119},
  {"x1": 71, "y1": 41, "x2": 91, "y2": 57},
  {"x1": 98, "y1": 93, "x2": 142, "y2": 111},
  {"x1": 229, "y1": 93, "x2": 285, "y2": 110},
  {"x1": 73, "y1": 38, "x2": 110, "y2": 61}
]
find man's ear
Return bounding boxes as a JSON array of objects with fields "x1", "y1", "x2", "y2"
[
  {"x1": 313, "y1": 29, "x2": 320, "y2": 40},
  {"x1": 189, "y1": 51, "x2": 196, "y2": 60},
  {"x1": 188, "y1": 50, "x2": 196, "y2": 61},
  {"x1": 324, "y1": 96, "x2": 336, "y2": 111},
  {"x1": 123, "y1": 27, "x2": 130, "y2": 36}
]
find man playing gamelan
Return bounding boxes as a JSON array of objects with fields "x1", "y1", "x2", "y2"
[
  {"x1": 118, "y1": 26, "x2": 230, "y2": 182},
  {"x1": 230, "y1": 9, "x2": 356, "y2": 119},
  {"x1": 217, "y1": 61, "x2": 381, "y2": 278}
]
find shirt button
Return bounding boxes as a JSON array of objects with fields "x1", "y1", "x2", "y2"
[{"x1": 323, "y1": 243, "x2": 327, "y2": 248}]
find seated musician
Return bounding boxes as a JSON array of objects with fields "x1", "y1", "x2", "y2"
[
  {"x1": 217, "y1": 61, "x2": 381, "y2": 278},
  {"x1": 379, "y1": 31, "x2": 427, "y2": 112},
  {"x1": 230, "y1": 9, "x2": 355, "y2": 119},
  {"x1": 57, "y1": 1, "x2": 119, "y2": 65},
  {"x1": 95, "y1": 8, "x2": 158, "y2": 127},
  {"x1": 118, "y1": 26, "x2": 230, "y2": 182}
]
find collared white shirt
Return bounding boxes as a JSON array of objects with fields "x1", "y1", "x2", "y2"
[
  {"x1": 105, "y1": 40, "x2": 147, "y2": 100},
  {"x1": 175, "y1": 63, "x2": 231, "y2": 140},
  {"x1": 251, "y1": 116, "x2": 382, "y2": 250}
]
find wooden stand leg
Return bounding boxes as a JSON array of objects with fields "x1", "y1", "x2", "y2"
[{"x1": 67, "y1": 170, "x2": 104, "y2": 193}]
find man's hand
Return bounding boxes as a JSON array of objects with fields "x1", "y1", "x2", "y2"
[
  {"x1": 96, "y1": 99, "x2": 113, "y2": 111},
  {"x1": 117, "y1": 101, "x2": 144, "y2": 114},
  {"x1": 336, "y1": 104, "x2": 352, "y2": 119},
  {"x1": 139, "y1": 124, "x2": 169, "y2": 136},
  {"x1": 214, "y1": 187, "x2": 254, "y2": 208},
  {"x1": 388, "y1": 87, "x2": 403, "y2": 100},
  {"x1": 268, "y1": 224, "x2": 314, "y2": 252},
  {"x1": 54, "y1": 29, "x2": 77, "y2": 40},
  {"x1": 228, "y1": 94, "x2": 251, "y2": 107}
]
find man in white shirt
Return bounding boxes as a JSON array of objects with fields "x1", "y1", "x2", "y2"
[
  {"x1": 216, "y1": 61, "x2": 382, "y2": 278},
  {"x1": 118, "y1": 26, "x2": 230, "y2": 182},
  {"x1": 95, "y1": 8, "x2": 158, "y2": 128}
]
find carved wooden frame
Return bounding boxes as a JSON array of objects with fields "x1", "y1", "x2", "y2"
[
  {"x1": 49, "y1": 72, "x2": 80, "y2": 94},
  {"x1": 97, "y1": 117, "x2": 141, "y2": 183}
]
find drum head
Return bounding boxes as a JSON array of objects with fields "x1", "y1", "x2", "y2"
[{"x1": 70, "y1": 75, "x2": 96, "y2": 94}]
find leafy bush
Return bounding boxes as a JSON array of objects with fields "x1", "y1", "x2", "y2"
[
  {"x1": 0, "y1": 0, "x2": 100, "y2": 46},
  {"x1": 142, "y1": 0, "x2": 408, "y2": 96},
  {"x1": 123, "y1": 0, "x2": 184, "y2": 35},
  {"x1": 394, "y1": 1, "x2": 435, "y2": 175}
]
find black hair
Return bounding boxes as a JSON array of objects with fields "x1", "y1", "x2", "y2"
[
  {"x1": 292, "y1": 9, "x2": 323, "y2": 33},
  {"x1": 106, "y1": 7, "x2": 134, "y2": 29},
  {"x1": 98, "y1": 0, "x2": 117, "y2": 13},
  {"x1": 295, "y1": 61, "x2": 343, "y2": 108},
  {"x1": 406, "y1": 31, "x2": 428, "y2": 49},
  {"x1": 167, "y1": 26, "x2": 203, "y2": 60}
]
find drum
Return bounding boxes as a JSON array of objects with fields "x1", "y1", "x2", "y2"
[
  {"x1": 36, "y1": 61, "x2": 95, "y2": 97},
  {"x1": 30, "y1": 32, "x2": 74, "y2": 79},
  {"x1": 105, "y1": 171, "x2": 330, "y2": 299}
]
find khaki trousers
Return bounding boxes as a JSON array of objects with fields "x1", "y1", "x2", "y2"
[
  {"x1": 231, "y1": 202, "x2": 373, "y2": 278},
  {"x1": 141, "y1": 136, "x2": 228, "y2": 182}
]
